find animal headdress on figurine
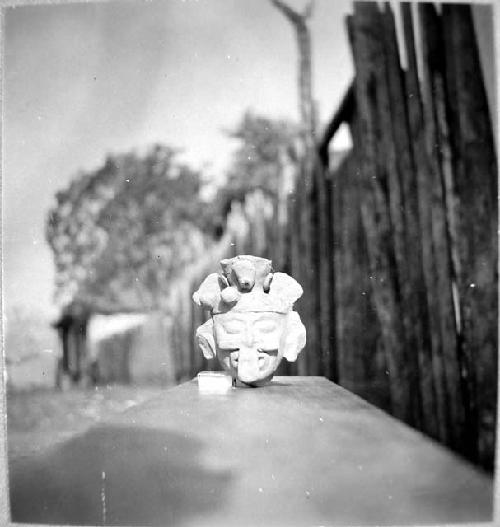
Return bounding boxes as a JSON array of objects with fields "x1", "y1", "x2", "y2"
[{"x1": 192, "y1": 254, "x2": 303, "y2": 315}]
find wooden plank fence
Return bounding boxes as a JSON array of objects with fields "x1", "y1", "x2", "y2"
[{"x1": 167, "y1": 2, "x2": 496, "y2": 471}]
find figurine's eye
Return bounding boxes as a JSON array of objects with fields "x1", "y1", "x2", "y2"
[
  {"x1": 254, "y1": 321, "x2": 277, "y2": 333},
  {"x1": 222, "y1": 321, "x2": 245, "y2": 334}
]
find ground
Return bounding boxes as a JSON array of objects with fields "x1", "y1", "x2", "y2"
[{"x1": 6, "y1": 384, "x2": 164, "y2": 462}]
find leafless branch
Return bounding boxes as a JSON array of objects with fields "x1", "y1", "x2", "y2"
[{"x1": 270, "y1": 0, "x2": 305, "y2": 28}]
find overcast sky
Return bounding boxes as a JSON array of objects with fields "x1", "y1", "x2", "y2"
[{"x1": 4, "y1": 0, "x2": 353, "y2": 320}]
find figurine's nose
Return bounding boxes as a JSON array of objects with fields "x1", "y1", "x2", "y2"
[{"x1": 242, "y1": 325, "x2": 255, "y2": 347}]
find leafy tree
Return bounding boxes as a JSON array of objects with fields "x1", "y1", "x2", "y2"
[
  {"x1": 46, "y1": 145, "x2": 214, "y2": 313},
  {"x1": 216, "y1": 111, "x2": 299, "y2": 216}
]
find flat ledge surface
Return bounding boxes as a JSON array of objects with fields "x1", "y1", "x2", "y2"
[{"x1": 10, "y1": 376, "x2": 494, "y2": 526}]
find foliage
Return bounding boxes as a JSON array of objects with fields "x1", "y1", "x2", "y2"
[
  {"x1": 216, "y1": 111, "x2": 299, "y2": 215},
  {"x1": 46, "y1": 115, "x2": 299, "y2": 314},
  {"x1": 46, "y1": 145, "x2": 214, "y2": 313}
]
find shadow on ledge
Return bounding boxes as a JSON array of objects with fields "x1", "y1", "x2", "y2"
[{"x1": 9, "y1": 423, "x2": 233, "y2": 526}]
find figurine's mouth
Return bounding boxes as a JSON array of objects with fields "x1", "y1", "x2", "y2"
[
  {"x1": 226, "y1": 348, "x2": 279, "y2": 382},
  {"x1": 257, "y1": 349, "x2": 278, "y2": 371},
  {"x1": 229, "y1": 350, "x2": 277, "y2": 370}
]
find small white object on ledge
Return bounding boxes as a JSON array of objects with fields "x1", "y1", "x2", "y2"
[{"x1": 197, "y1": 371, "x2": 233, "y2": 393}]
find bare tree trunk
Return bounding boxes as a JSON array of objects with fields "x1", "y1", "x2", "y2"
[{"x1": 270, "y1": 0, "x2": 316, "y2": 160}]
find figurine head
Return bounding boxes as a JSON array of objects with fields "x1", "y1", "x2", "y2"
[{"x1": 193, "y1": 256, "x2": 306, "y2": 387}]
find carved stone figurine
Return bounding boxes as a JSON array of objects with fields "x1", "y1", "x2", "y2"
[{"x1": 192, "y1": 255, "x2": 306, "y2": 387}]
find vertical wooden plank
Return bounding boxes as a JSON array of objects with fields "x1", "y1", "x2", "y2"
[
  {"x1": 270, "y1": 199, "x2": 281, "y2": 269},
  {"x1": 400, "y1": 1, "x2": 449, "y2": 445},
  {"x1": 417, "y1": 3, "x2": 465, "y2": 453},
  {"x1": 306, "y1": 169, "x2": 320, "y2": 375},
  {"x1": 347, "y1": 5, "x2": 413, "y2": 424},
  {"x1": 188, "y1": 285, "x2": 197, "y2": 376},
  {"x1": 181, "y1": 288, "x2": 192, "y2": 381},
  {"x1": 280, "y1": 182, "x2": 299, "y2": 376},
  {"x1": 287, "y1": 178, "x2": 307, "y2": 375},
  {"x1": 274, "y1": 163, "x2": 286, "y2": 273},
  {"x1": 201, "y1": 309, "x2": 212, "y2": 372},
  {"x1": 170, "y1": 313, "x2": 182, "y2": 383},
  {"x1": 309, "y1": 162, "x2": 322, "y2": 375},
  {"x1": 273, "y1": 183, "x2": 296, "y2": 378},
  {"x1": 325, "y1": 171, "x2": 338, "y2": 382},
  {"x1": 441, "y1": 4, "x2": 498, "y2": 469},
  {"x1": 332, "y1": 149, "x2": 390, "y2": 409},
  {"x1": 311, "y1": 160, "x2": 332, "y2": 378},
  {"x1": 380, "y1": 3, "x2": 437, "y2": 437},
  {"x1": 314, "y1": 161, "x2": 336, "y2": 381},
  {"x1": 297, "y1": 159, "x2": 319, "y2": 375},
  {"x1": 190, "y1": 281, "x2": 206, "y2": 376},
  {"x1": 178, "y1": 292, "x2": 186, "y2": 381},
  {"x1": 331, "y1": 153, "x2": 344, "y2": 384},
  {"x1": 288, "y1": 185, "x2": 301, "y2": 281},
  {"x1": 368, "y1": 3, "x2": 421, "y2": 430}
]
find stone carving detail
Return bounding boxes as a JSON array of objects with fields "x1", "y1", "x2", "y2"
[{"x1": 193, "y1": 255, "x2": 306, "y2": 386}]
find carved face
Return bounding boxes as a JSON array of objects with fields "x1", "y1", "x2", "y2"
[
  {"x1": 211, "y1": 311, "x2": 297, "y2": 386},
  {"x1": 196, "y1": 311, "x2": 306, "y2": 386}
]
